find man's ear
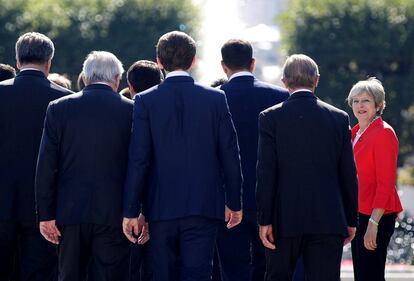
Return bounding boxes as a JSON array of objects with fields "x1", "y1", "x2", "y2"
[
  {"x1": 127, "y1": 80, "x2": 135, "y2": 94},
  {"x1": 221, "y1": 61, "x2": 229, "y2": 75},
  {"x1": 250, "y1": 58, "x2": 255, "y2": 73},
  {"x1": 45, "y1": 58, "x2": 52, "y2": 75},
  {"x1": 156, "y1": 57, "x2": 164, "y2": 70},
  {"x1": 281, "y1": 77, "x2": 289, "y2": 89},
  {"x1": 314, "y1": 74, "x2": 320, "y2": 89},
  {"x1": 190, "y1": 56, "x2": 196, "y2": 68},
  {"x1": 16, "y1": 60, "x2": 21, "y2": 70}
]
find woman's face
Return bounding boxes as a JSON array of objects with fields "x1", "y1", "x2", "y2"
[{"x1": 351, "y1": 92, "x2": 379, "y2": 124}]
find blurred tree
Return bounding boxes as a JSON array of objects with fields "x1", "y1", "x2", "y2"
[
  {"x1": 0, "y1": 0, "x2": 198, "y2": 85},
  {"x1": 279, "y1": 0, "x2": 414, "y2": 166}
]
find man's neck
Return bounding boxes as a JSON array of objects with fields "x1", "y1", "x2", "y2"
[
  {"x1": 288, "y1": 87, "x2": 314, "y2": 95},
  {"x1": 19, "y1": 64, "x2": 47, "y2": 75}
]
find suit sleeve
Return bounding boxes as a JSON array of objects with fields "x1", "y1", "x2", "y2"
[
  {"x1": 35, "y1": 103, "x2": 59, "y2": 221},
  {"x1": 338, "y1": 114, "x2": 358, "y2": 227},
  {"x1": 217, "y1": 93, "x2": 243, "y2": 211},
  {"x1": 256, "y1": 111, "x2": 278, "y2": 226},
  {"x1": 123, "y1": 95, "x2": 152, "y2": 218},
  {"x1": 372, "y1": 128, "x2": 398, "y2": 210}
]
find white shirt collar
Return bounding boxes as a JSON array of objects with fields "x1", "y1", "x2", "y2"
[
  {"x1": 290, "y1": 88, "x2": 313, "y2": 95},
  {"x1": 228, "y1": 71, "x2": 254, "y2": 81},
  {"x1": 20, "y1": 68, "x2": 43, "y2": 72},
  {"x1": 166, "y1": 70, "x2": 190, "y2": 78}
]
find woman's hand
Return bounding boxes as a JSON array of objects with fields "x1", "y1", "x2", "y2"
[{"x1": 364, "y1": 223, "x2": 378, "y2": 250}]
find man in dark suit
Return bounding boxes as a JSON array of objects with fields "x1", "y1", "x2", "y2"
[
  {"x1": 125, "y1": 60, "x2": 163, "y2": 281},
  {"x1": 122, "y1": 31, "x2": 243, "y2": 281},
  {"x1": 0, "y1": 32, "x2": 72, "y2": 281},
  {"x1": 256, "y1": 54, "x2": 358, "y2": 281},
  {"x1": 216, "y1": 39, "x2": 288, "y2": 281},
  {"x1": 35, "y1": 51, "x2": 134, "y2": 281}
]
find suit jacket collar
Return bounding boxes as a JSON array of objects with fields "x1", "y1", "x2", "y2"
[
  {"x1": 227, "y1": 75, "x2": 255, "y2": 83},
  {"x1": 82, "y1": 83, "x2": 116, "y2": 94},
  {"x1": 287, "y1": 91, "x2": 315, "y2": 100},
  {"x1": 16, "y1": 69, "x2": 46, "y2": 79},
  {"x1": 163, "y1": 75, "x2": 194, "y2": 83}
]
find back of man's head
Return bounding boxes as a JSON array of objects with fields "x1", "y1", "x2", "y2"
[
  {"x1": 15, "y1": 32, "x2": 54, "y2": 65},
  {"x1": 82, "y1": 51, "x2": 124, "y2": 85},
  {"x1": 127, "y1": 60, "x2": 163, "y2": 93},
  {"x1": 156, "y1": 31, "x2": 196, "y2": 72},
  {"x1": 221, "y1": 39, "x2": 253, "y2": 71},
  {"x1": 282, "y1": 54, "x2": 319, "y2": 89},
  {"x1": 0, "y1": 63, "x2": 16, "y2": 81}
]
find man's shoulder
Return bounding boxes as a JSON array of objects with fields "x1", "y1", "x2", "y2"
[
  {"x1": 49, "y1": 91, "x2": 82, "y2": 107},
  {"x1": 317, "y1": 98, "x2": 349, "y2": 118}
]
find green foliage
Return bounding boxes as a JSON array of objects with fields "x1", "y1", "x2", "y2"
[
  {"x1": 279, "y1": 0, "x2": 414, "y2": 165},
  {"x1": 0, "y1": 0, "x2": 198, "y2": 85}
]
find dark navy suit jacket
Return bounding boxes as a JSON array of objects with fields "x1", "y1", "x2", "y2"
[
  {"x1": 220, "y1": 75, "x2": 288, "y2": 219},
  {"x1": 256, "y1": 91, "x2": 358, "y2": 237},
  {"x1": 123, "y1": 75, "x2": 243, "y2": 222},
  {"x1": 35, "y1": 84, "x2": 133, "y2": 227},
  {"x1": 0, "y1": 70, "x2": 71, "y2": 223}
]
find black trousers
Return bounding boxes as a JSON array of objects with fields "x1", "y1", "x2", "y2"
[
  {"x1": 130, "y1": 242, "x2": 152, "y2": 281},
  {"x1": 58, "y1": 224, "x2": 130, "y2": 281},
  {"x1": 0, "y1": 222, "x2": 57, "y2": 281},
  {"x1": 216, "y1": 215, "x2": 265, "y2": 281},
  {"x1": 148, "y1": 216, "x2": 219, "y2": 281},
  {"x1": 264, "y1": 234, "x2": 344, "y2": 281},
  {"x1": 351, "y1": 213, "x2": 396, "y2": 281}
]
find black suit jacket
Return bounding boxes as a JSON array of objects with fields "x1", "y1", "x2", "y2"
[
  {"x1": 256, "y1": 91, "x2": 358, "y2": 237},
  {"x1": 123, "y1": 76, "x2": 243, "y2": 221},
  {"x1": 220, "y1": 76, "x2": 289, "y2": 218},
  {"x1": 35, "y1": 84, "x2": 133, "y2": 227},
  {"x1": 0, "y1": 70, "x2": 72, "y2": 223}
]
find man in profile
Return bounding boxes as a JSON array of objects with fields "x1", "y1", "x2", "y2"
[
  {"x1": 35, "y1": 51, "x2": 135, "y2": 281},
  {"x1": 256, "y1": 54, "x2": 358, "y2": 281},
  {"x1": 123, "y1": 31, "x2": 243, "y2": 281},
  {"x1": 0, "y1": 32, "x2": 72, "y2": 281},
  {"x1": 217, "y1": 39, "x2": 288, "y2": 281}
]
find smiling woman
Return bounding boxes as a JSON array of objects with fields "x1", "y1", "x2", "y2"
[{"x1": 347, "y1": 78, "x2": 403, "y2": 281}]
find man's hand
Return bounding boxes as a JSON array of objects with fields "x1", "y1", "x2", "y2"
[
  {"x1": 364, "y1": 224, "x2": 378, "y2": 250},
  {"x1": 224, "y1": 205, "x2": 242, "y2": 229},
  {"x1": 137, "y1": 213, "x2": 149, "y2": 245},
  {"x1": 344, "y1": 226, "x2": 356, "y2": 245},
  {"x1": 259, "y1": 224, "x2": 275, "y2": 250},
  {"x1": 123, "y1": 213, "x2": 147, "y2": 244},
  {"x1": 39, "y1": 220, "x2": 61, "y2": 245}
]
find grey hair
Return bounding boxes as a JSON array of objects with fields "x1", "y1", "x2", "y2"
[
  {"x1": 82, "y1": 51, "x2": 124, "y2": 84},
  {"x1": 15, "y1": 32, "x2": 54, "y2": 65},
  {"x1": 282, "y1": 54, "x2": 319, "y2": 89},
  {"x1": 347, "y1": 77, "x2": 386, "y2": 115}
]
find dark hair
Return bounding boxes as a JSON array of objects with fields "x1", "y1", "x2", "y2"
[
  {"x1": 210, "y1": 78, "x2": 228, "y2": 88},
  {"x1": 127, "y1": 60, "x2": 163, "y2": 93},
  {"x1": 0, "y1": 63, "x2": 16, "y2": 81},
  {"x1": 156, "y1": 31, "x2": 196, "y2": 72},
  {"x1": 221, "y1": 39, "x2": 253, "y2": 70},
  {"x1": 15, "y1": 32, "x2": 54, "y2": 65}
]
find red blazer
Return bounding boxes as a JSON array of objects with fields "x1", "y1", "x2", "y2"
[{"x1": 352, "y1": 117, "x2": 403, "y2": 215}]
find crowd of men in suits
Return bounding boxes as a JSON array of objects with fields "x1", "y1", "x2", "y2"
[{"x1": 0, "y1": 31, "x2": 358, "y2": 281}]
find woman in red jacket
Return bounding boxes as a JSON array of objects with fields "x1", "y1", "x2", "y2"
[{"x1": 348, "y1": 77, "x2": 403, "y2": 281}]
